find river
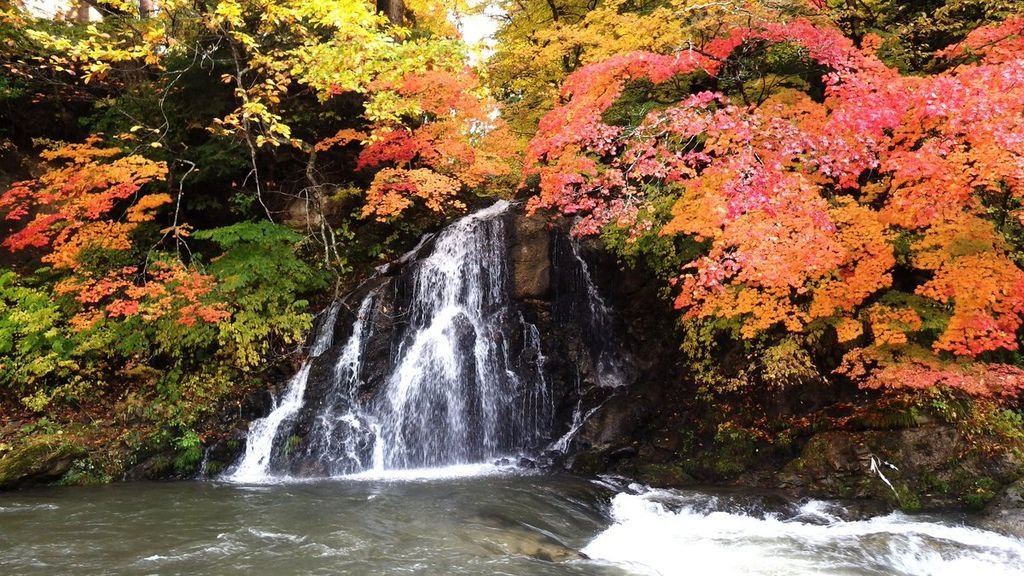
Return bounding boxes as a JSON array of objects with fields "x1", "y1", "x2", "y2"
[{"x1": 2, "y1": 468, "x2": 1022, "y2": 575}]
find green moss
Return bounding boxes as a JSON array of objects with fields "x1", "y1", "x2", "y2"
[
  {"x1": 895, "y1": 485, "x2": 922, "y2": 512},
  {"x1": 709, "y1": 424, "x2": 758, "y2": 479},
  {"x1": 146, "y1": 455, "x2": 174, "y2": 476},
  {"x1": 636, "y1": 464, "x2": 693, "y2": 487},
  {"x1": 0, "y1": 439, "x2": 86, "y2": 489},
  {"x1": 203, "y1": 460, "x2": 225, "y2": 476}
]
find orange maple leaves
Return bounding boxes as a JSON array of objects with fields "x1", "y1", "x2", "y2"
[
  {"x1": 0, "y1": 139, "x2": 228, "y2": 330},
  {"x1": 330, "y1": 68, "x2": 518, "y2": 222},
  {"x1": 526, "y1": 16, "x2": 1024, "y2": 396}
]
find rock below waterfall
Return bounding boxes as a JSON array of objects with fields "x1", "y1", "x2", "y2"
[{"x1": 0, "y1": 440, "x2": 85, "y2": 490}]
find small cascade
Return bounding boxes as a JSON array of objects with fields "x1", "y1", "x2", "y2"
[
  {"x1": 290, "y1": 296, "x2": 377, "y2": 476},
  {"x1": 555, "y1": 237, "x2": 626, "y2": 388},
  {"x1": 227, "y1": 201, "x2": 559, "y2": 481},
  {"x1": 228, "y1": 302, "x2": 342, "y2": 482}
]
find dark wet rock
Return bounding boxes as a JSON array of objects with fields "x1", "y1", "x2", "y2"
[
  {"x1": 774, "y1": 426, "x2": 1023, "y2": 511},
  {"x1": 198, "y1": 432, "x2": 247, "y2": 478},
  {"x1": 509, "y1": 212, "x2": 552, "y2": 299},
  {"x1": 635, "y1": 463, "x2": 693, "y2": 487},
  {"x1": 0, "y1": 440, "x2": 86, "y2": 490},
  {"x1": 979, "y1": 478, "x2": 1024, "y2": 538},
  {"x1": 239, "y1": 388, "x2": 275, "y2": 422}
]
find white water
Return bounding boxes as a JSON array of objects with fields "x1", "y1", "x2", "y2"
[
  {"x1": 228, "y1": 201, "x2": 559, "y2": 482},
  {"x1": 372, "y1": 199, "x2": 552, "y2": 469},
  {"x1": 584, "y1": 489, "x2": 1024, "y2": 576},
  {"x1": 228, "y1": 303, "x2": 342, "y2": 482},
  {"x1": 340, "y1": 462, "x2": 522, "y2": 482}
]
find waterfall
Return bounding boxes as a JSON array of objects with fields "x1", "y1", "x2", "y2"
[
  {"x1": 228, "y1": 302, "x2": 342, "y2": 482},
  {"x1": 555, "y1": 237, "x2": 626, "y2": 388},
  {"x1": 226, "y1": 201, "x2": 558, "y2": 482}
]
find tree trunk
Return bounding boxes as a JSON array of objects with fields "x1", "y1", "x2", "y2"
[
  {"x1": 75, "y1": 1, "x2": 92, "y2": 22},
  {"x1": 377, "y1": 0, "x2": 405, "y2": 25},
  {"x1": 139, "y1": 0, "x2": 157, "y2": 18}
]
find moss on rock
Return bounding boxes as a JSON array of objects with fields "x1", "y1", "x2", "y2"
[{"x1": 0, "y1": 439, "x2": 86, "y2": 490}]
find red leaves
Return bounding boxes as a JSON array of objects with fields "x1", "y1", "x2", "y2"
[
  {"x1": 356, "y1": 130, "x2": 422, "y2": 171},
  {"x1": 343, "y1": 66, "x2": 518, "y2": 220},
  {"x1": 525, "y1": 15, "x2": 1024, "y2": 397},
  {"x1": 842, "y1": 347, "x2": 1024, "y2": 398},
  {"x1": 0, "y1": 138, "x2": 168, "y2": 261},
  {"x1": 0, "y1": 140, "x2": 229, "y2": 330},
  {"x1": 940, "y1": 15, "x2": 1024, "y2": 64}
]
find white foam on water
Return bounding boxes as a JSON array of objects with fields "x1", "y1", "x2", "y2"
[
  {"x1": 583, "y1": 491, "x2": 1024, "y2": 576},
  {"x1": 337, "y1": 461, "x2": 523, "y2": 482}
]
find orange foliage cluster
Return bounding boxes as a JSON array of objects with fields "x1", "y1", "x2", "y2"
[
  {"x1": 1, "y1": 138, "x2": 168, "y2": 260},
  {"x1": 54, "y1": 262, "x2": 228, "y2": 331},
  {"x1": 348, "y1": 68, "x2": 518, "y2": 221},
  {"x1": 0, "y1": 140, "x2": 228, "y2": 330},
  {"x1": 841, "y1": 347, "x2": 1024, "y2": 398},
  {"x1": 526, "y1": 17, "x2": 1024, "y2": 396}
]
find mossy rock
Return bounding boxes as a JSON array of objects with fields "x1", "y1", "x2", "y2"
[
  {"x1": 778, "y1": 426, "x2": 1022, "y2": 512},
  {"x1": 0, "y1": 440, "x2": 86, "y2": 490},
  {"x1": 56, "y1": 457, "x2": 113, "y2": 487},
  {"x1": 980, "y1": 478, "x2": 1024, "y2": 538},
  {"x1": 635, "y1": 464, "x2": 694, "y2": 487}
]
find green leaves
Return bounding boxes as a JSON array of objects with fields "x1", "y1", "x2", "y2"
[
  {"x1": 195, "y1": 221, "x2": 329, "y2": 368},
  {"x1": 0, "y1": 270, "x2": 71, "y2": 391}
]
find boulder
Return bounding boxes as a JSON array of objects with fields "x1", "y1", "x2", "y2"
[
  {"x1": 0, "y1": 440, "x2": 86, "y2": 490},
  {"x1": 776, "y1": 426, "x2": 1022, "y2": 511},
  {"x1": 979, "y1": 478, "x2": 1024, "y2": 538}
]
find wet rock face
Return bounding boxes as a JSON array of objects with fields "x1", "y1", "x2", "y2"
[
  {"x1": 0, "y1": 441, "x2": 85, "y2": 490},
  {"x1": 981, "y1": 479, "x2": 1024, "y2": 538},
  {"x1": 509, "y1": 212, "x2": 552, "y2": 300},
  {"x1": 775, "y1": 426, "x2": 1023, "y2": 511}
]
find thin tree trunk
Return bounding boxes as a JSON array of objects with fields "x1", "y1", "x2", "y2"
[
  {"x1": 75, "y1": 1, "x2": 92, "y2": 22},
  {"x1": 140, "y1": 0, "x2": 157, "y2": 18},
  {"x1": 377, "y1": 0, "x2": 405, "y2": 25}
]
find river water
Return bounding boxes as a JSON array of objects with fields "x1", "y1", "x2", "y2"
[{"x1": 2, "y1": 469, "x2": 1022, "y2": 576}]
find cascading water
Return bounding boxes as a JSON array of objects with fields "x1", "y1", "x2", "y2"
[
  {"x1": 227, "y1": 201, "x2": 558, "y2": 481},
  {"x1": 228, "y1": 302, "x2": 342, "y2": 483},
  {"x1": 554, "y1": 237, "x2": 626, "y2": 389},
  {"x1": 371, "y1": 202, "x2": 552, "y2": 469}
]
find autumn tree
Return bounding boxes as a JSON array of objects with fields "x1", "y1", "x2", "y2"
[
  {"x1": 0, "y1": 0, "x2": 507, "y2": 465},
  {"x1": 486, "y1": 0, "x2": 814, "y2": 134},
  {"x1": 525, "y1": 15, "x2": 1024, "y2": 397}
]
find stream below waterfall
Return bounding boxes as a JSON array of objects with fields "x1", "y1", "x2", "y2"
[
  {"x1": 8, "y1": 203, "x2": 1019, "y2": 575},
  {"x1": 3, "y1": 471, "x2": 1023, "y2": 576}
]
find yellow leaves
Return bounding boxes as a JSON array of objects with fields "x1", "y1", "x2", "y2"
[
  {"x1": 213, "y1": 0, "x2": 245, "y2": 27},
  {"x1": 489, "y1": 0, "x2": 760, "y2": 132}
]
